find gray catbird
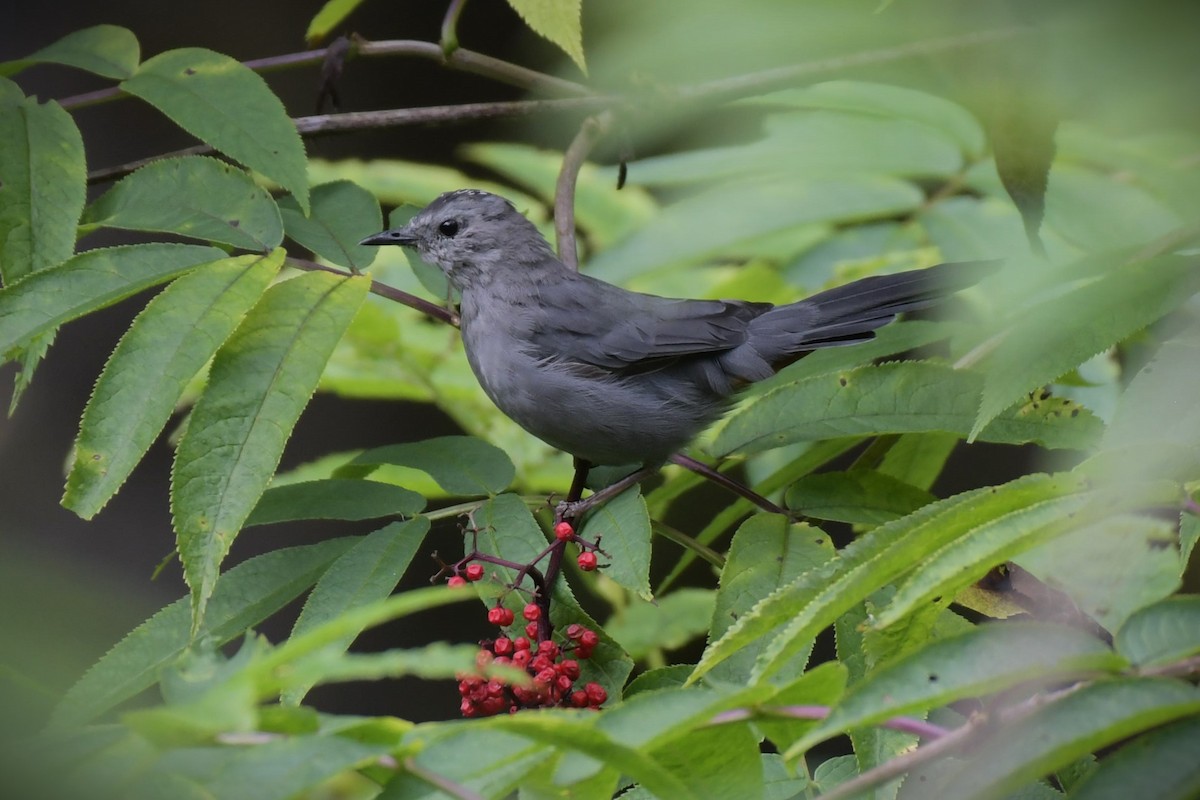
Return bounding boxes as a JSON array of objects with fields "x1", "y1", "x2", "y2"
[{"x1": 363, "y1": 189, "x2": 992, "y2": 515}]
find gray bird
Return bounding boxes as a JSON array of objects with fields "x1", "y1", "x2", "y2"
[{"x1": 362, "y1": 189, "x2": 991, "y2": 517}]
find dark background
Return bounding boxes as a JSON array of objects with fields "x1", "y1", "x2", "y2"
[{"x1": 1, "y1": 0, "x2": 1039, "y2": 726}]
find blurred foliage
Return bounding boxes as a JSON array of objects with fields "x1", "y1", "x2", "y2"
[{"x1": 2, "y1": 1, "x2": 1200, "y2": 798}]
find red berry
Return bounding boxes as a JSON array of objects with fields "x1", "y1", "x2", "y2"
[
  {"x1": 570, "y1": 690, "x2": 589, "y2": 707},
  {"x1": 577, "y1": 551, "x2": 598, "y2": 571},
  {"x1": 530, "y1": 654, "x2": 554, "y2": 673},
  {"x1": 537, "y1": 639, "x2": 560, "y2": 658},
  {"x1": 461, "y1": 699, "x2": 476, "y2": 716},
  {"x1": 493, "y1": 637, "x2": 513, "y2": 656},
  {"x1": 464, "y1": 563, "x2": 485, "y2": 582},
  {"x1": 574, "y1": 645, "x2": 593, "y2": 660},
  {"x1": 523, "y1": 603, "x2": 542, "y2": 621},
  {"x1": 554, "y1": 521, "x2": 574, "y2": 541},
  {"x1": 585, "y1": 682, "x2": 607, "y2": 705},
  {"x1": 512, "y1": 650, "x2": 531, "y2": 667},
  {"x1": 447, "y1": 575, "x2": 467, "y2": 587},
  {"x1": 579, "y1": 629, "x2": 600, "y2": 649},
  {"x1": 513, "y1": 636, "x2": 532, "y2": 651},
  {"x1": 555, "y1": 674, "x2": 573, "y2": 692},
  {"x1": 487, "y1": 606, "x2": 514, "y2": 626},
  {"x1": 525, "y1": 621, "x2": 539, "y2": 638},
  {"x1": 565, "y1": 624, "x2": 585, "y2": 641},
  {"x1": 558, "y1": 659, "x2": 581, "y2": 680}
]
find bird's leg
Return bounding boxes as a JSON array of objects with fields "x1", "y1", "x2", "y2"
[
  {"x1": 555, "y1": 461, "x2": 658, "y2": 523},
  {"x1": 565, "y1": 457, "x2": 592, "y2": 504},
  {"x1": 668, "y1": 453, "x2": 787, "y2": 516}
]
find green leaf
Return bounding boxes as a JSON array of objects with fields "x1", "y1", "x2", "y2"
[
  {"x1": 1115, "y1": 596, "x2": 1200, "y2": 668},
  {"x1": 121, "y1": 48, "x2": 309, "y2": 213},
  {"x1": 171, "y1": 272, "x2": 369, "y2": 632},
  {"x1": 580, "y1": 487, "x2": 652, "y2": 601},
  {"x1": 936, "y1": 678, "x2": 1200, "y2": 800},
  {"x1": 605, "y1": 589, "x2": 715, "y2": 660},
  {"x1": 305, "y1": 0, "x2": 368, "y2": 44},
  {"x1": 690, "y1": 473, "x2": 1087, "y2": 686},
  {"x1": 703, "y1": 514, "x2": 835, "y2": 684},
  {"x1": 789, "y1": 622, "x2": 1124, "y2": 757},
  {"x1": 505, "y1": 0, "x2": 587, "y2": 73},
  {"x1": 647, "y1": 724, "x2": 763, "y2": 800},
  {"x1": 48, "y1": 538, "x2": 355, "y2": 729},
  {"x1": 0, "y1": 93, "x2": 86, "y2": 283},
  {"x1": 64, "y1": 252, "x2": 281, "y2": 518},
  {"x1": 0, "y1": 25, "x2": 139, "y2": 79},
  {"x1": 278, "y1": 180, "x2": 382, "y2": 271},
  {"x1": 784, "y1": 470, "x2": 934, "y2": 525},
  {"x1": 150, "y1": 734, "x2": 388, "y2": 800},
  {"x1": 755, "y1": 661, "x2": 849, "y2": 756},
  {"x1": 1014, "y1": 514, "x2": 1182, "y2": 632},
  {"x1": 383, "y1": 728, "x2": 547, "y2": 800},
  {"x1": 1067, "y1": 716, "x2": 1200, "y2": 800},
  {"x1": 971, "y1": 253, "x2": 1200, "y2": 439},
  {"x1": 0, "y1": 243, "x2": 226, "y2": 356},
  {"x1": 587, "y1": 178, "x2": 922, "y2": 284},
  {"x1": 82, "y1": 156, "x2": 283, "y2": 250},
  {"x1": 350, "y1": 436, "x2": 515, "y2": 497},
  {"x1": 878, "y1": 431, "x2": 959, "y2": 491},
  {"x1": 246, "y1": 478, "x2": 424, "y2": 526},
  {"x1": 873, "y1": 481, "x2": 1178, "y2": 632},
  {"x1": 281, "y1": 519, "x2": 429, "y2": 704},
  {"x1": 715, "y1": 362, "x2": 1103, "y2": 457}
]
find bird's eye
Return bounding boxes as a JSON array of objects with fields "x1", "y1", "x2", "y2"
[{"x1": 438, "y1": 219, "x2": 460, "y2": 237}]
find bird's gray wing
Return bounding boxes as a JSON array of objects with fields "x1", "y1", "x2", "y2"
[{"x1": 527, "y1": 274, "x2": 771, "y2": 369}]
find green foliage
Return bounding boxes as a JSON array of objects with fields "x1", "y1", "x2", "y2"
[{"x1": 3, "y1": 3, "x2": 1199, "y2": 799}]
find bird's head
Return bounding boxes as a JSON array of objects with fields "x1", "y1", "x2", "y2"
[{"x1": 361, "y1": 189, "x2": 556, "y2": 291}]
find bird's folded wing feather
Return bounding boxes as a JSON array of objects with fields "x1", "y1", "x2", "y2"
[{"x1": 527, "y1": 276, "x2": 770, "y2": 369}]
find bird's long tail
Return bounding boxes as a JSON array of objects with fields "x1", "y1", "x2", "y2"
[{"x1": 748, "y1": 260, "x2": 998, "y2": 358}]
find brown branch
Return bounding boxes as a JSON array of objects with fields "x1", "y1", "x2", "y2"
[
  {"x1": 554, "y1": 111, "x2": 615, "y2": 269},
  {"x1": 1136, "y1": 653, "x2": 1200, "y2": 679},
  {"x1": 86, "y1": 97, "x2": 614, "y2": 185},
  {"x1": 285, "y1": 257, "x2": 458, "y2": 326}
]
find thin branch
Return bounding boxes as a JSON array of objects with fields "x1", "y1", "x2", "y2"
[
  {"x1": 285, "y1": 257, "x2": 458, "y2": 326},
  {"x1": 404, "y1": 757, "x2": 485, "y2": 800},
  {"x1": 676, "y1": 26, "x2": 1026, "y2": 106},
  {"x1": 554, "y1": 111, "x2": 615, "y2": 269},
  {"x1": 440, "y1": 0, "x2": 470, "y2": 57},
  {"x1": 86, "y1": 97, "x2": 613, "y2": 184},
  {"x1": 1136, "y1": 653, "x2": 1200, "y2": 679}
]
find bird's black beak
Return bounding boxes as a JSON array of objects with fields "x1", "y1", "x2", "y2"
[{"x1": 360, "y1": 227, "x2": 417, "y2": 247}]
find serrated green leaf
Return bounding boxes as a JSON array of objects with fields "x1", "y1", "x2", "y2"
[
  {"x1": 506, "y1": 0, "x2": 586, "y2": 73},
  {"x1": 246, "y1": 478, "x2": 424, "y2": 526},
  {"x1": 0, "y1": 25, "x2": 139, "y2": 79},
  {"x1": 936, "y1": 679, "x2": 1200, "y2": 800},
  {"x1": 587, "y1": 178, "x2": 923, "y2": 284},
  {"x1": 0, "y1": 93, "x2": 85, "y2": 283},
  {"x1": 1046, "y1": 167, "x2": 1183, "y2": 252},
  {"x1": 715, "y1": 362, "x2": 1103, "y2": 457},
  {"x1": 1067, "y1": 716, "x2": 1200, "y2": 800},
  {"x1": 1015, "y1": 514, "x2": 1182, "y2": 632},
  {"x1": 82, "y1": 156, "x2": 283, "y2": 250},
  {"x1": 690, "y1": 474, "x2": 1085, "y2": 686},
  {"x1": 1115, "y1": 596, "x2": 1200, "y2": 668},
  {"x1": 605, "y1": 589, "x2": 714, "y2": 660},
  {"x1": 755, "y1": 661, "x2": 849, "y2": 756},
  {"x1": 121, "y1": 48, "x2": 309, "y2": 213},
  {"x1": 384, "y1": 728, "x2": 547, "y2": 800},
  {"x1": 171, "y1": 271, "x2": 369, "y2": 633},
  {"x1": 647, "y1": 724, "x2": 763, "y2": 800},
  {"x1": 789, "y1": 622, "x2": 1124, "y2": 758},
  {"x1": 150, "y1": 734, "x2": 387, "y2": 800},
  {"x1": 351, "y1": 435, "x2": 515, "y2": 497},
  {"x1": 278, "y1": 180, "x2": 381, "y2": 270},
  {"x1": 703, "y1": 514, "x2": 835, "y2": 684},
  {"x1": 0, "y1": 243, "x2": 225, "y2": 356},
  {"x1": 785, "y1": 470, "x2": 935, "y2": 525},
  {"x1": 64, "y1": 251, "x2": 282, "y2": 519},
  {"x1": 281, "y1": 518, "x2": 429, "y2": 704},
  {"x1": 305, "y1": 0, "x2": 368, "y2": 44},
  {"x1": 580, "y1": 487, "x2": 652, "y2": 600},
  {"x1": 873, "y1": 481, "x2": 1178, "y2": 632},
  {"x1": 48, "y1": 538, "x2": 355, "y2": 729},
  {"x1": 971, "y1": 253, "x2": 1200, "y2": 439}
]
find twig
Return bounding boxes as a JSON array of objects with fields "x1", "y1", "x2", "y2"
[
  {"x1": 404, "y1": 757, "x2": 485, "y2": 800},
  {"x1": 86, "y1": 97, "x2": 613, "y2": 184},
  {"x1": 554, "y1": 111, "x2": 615, "y2": 269},
  {"x1": 1136, "y1": 653, "x2": 1200, "y2": 679},
  {"x1": 285, "y1": 257, "x2": 458, "y2": 326},
  {"x1": 440, "y1": 0, "x2": 470, "y2": 57}
]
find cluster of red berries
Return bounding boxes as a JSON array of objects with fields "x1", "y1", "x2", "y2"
[{"x1": 458, "y1": 623, "x2": 606, "y2": 717}]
